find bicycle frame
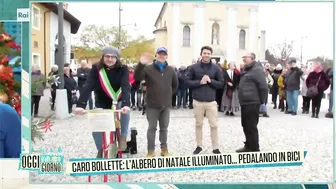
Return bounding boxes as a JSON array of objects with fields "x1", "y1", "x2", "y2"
[{"x1": 86, "y1": 109, "x2": 123, "y2": 183}]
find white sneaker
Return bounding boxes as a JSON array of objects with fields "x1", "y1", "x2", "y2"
[{"x1": 70, "y1": 113, "x2": 75, "y2": 117}]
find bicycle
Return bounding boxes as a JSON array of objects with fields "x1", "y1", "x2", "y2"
[{"x1": 84, "y1": 109, "x2": 126, "y2": 183}]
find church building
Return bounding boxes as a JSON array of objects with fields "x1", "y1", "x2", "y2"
[{"x1": 153, "y1": 3, "x2": 265, "y2": 67}]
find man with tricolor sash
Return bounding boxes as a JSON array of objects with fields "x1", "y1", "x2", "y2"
[
  {"x1": 74, "y1": 46, "x2": 131, "y2": 157},
  {"x1": 134, "y1": 48, "x2": 178, "y2": 157}
]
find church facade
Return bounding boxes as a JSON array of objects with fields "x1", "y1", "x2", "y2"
[{"x1": 153, "y1": 3, "x2": 264, "y2": 67}]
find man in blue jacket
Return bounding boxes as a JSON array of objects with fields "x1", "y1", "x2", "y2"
[
  {"x1": 0, "y1": 103, "x2": 21, "y2": 158},
  {"x1": 186, "y1": 46, "x2": 224, "y2": 155}
]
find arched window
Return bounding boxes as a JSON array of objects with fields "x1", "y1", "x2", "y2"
[
  {"x1": 182, "y1": 26, "x2": 191, "y2": 47},
  {"x1": 239, "y1": 29, "x2": 246, "y2": 49},
  {"x1": 211, "y1": 23, "x2": 220, "y2": 45}
]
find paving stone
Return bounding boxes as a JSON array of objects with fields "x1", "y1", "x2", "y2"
[{"x1": 31, "y1": 90, "x2": 333, "y2": 183}]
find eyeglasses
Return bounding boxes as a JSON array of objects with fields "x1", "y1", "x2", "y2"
[{"x1": 104, "y1": 55, "x2": 116, "y2": 59}]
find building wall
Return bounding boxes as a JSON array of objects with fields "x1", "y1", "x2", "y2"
[
  {"x1": 165, "y1": 4, "x2": 173, "y2": 65},
  {"x1": 44, "y1": 12, "x2": 51, "y2": 75},
  {"x1": 158, "y1": 3, "x2": 261, "y2": 67},
  {"x1": 31, "y1": 3, "x2": 50, "y2": 76},
  {"x1": 49, "y1": 12, "x2": 71, "y2": 72},
  {"x1": 203, "y1": 3, "x2": 229, "y2": 51},
  {"x1": 154, "y1": 31, "x2": 167, "y2": 51},
  {"x1": 178, "y1": 3, "x2": 194, "y2": 65}
]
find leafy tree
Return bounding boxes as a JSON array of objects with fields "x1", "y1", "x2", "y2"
[
  {"x1": 77, "y1": 25, "x2": 154, "y2": 64},
  {"x1": 121, "y1": 36, "x2": 155, "y2": 64},
  {"x1": 0, "y1": 22, "x2": 21, "y2": 110},
  {"x1": 79, "y1": 24, "x2": 129, "y2": 49},
  {"x1": 73, "y1": 46, "x2": 101, "y2": 62}
]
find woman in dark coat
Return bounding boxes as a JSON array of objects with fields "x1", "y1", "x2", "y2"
[
  {"x1": 270, "y1": 64, "x2": 282, "y2": 109},
  {"x1": 64, "y1": 66, "x2": 77, "y2": 115},
  {"x1": 31, "y1": 64, "x2": 46, "y2": 117},
  {"x1": 48, "y1": 65, "x2": 59, "y2": 111},
  {"x1": 306, "y1": 64, "x2": 330, "y2": 118},
  {"x1": 220, "y1": 61, "x2": 240, "y2": 116}
]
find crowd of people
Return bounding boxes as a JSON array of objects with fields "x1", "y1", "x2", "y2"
[
  {"x1": 0, "y1": 42, "x2": 333, "y2": 159},
  {"x1": 27, "y1": 45, "x2": 333, "y2": 158}
]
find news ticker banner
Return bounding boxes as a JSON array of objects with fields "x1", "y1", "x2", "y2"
[
  {"x1": 17, "y1": 149, "x2": 333, "y2": 188},
  {"x1": 19, "y1": 150, "x2": 306, "y2": 175}
]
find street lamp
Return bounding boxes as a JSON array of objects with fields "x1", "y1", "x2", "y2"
[
  {"x1": 118, "y1": 2, "x2": 137, "y2": 49},
  {"x1": 118, "y1": 2, "x2": 122, "y2": 49},
  {"x1": 300, "y1": 36, "x2": 307, "y2": 63},
  {"x1": 118, "y1": 22, "x2": 137, "y2": 49},
  {"x1": 55, "y1": 2, "x2": 69, "y2": 120}
]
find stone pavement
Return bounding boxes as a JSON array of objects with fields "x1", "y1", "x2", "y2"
[{"x1": 31, "y1": 89, "x2": 333, "y2": 183}]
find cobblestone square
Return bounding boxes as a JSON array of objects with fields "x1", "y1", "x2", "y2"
[{"x1": 31, "y1": 90, "x2": 333, "y2": 183}]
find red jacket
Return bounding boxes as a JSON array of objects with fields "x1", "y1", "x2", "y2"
[{"x1": 129, "y1": 71, "x2": 135, "y2": 85}]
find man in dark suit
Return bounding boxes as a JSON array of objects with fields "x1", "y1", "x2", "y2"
[{"x1": 77, "y1": 60, "x2": 93, "y2": 110}]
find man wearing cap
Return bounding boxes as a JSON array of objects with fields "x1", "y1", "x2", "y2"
[
  {"x1": 75, "y1": 46, "x2": 131, "y2": 156},
  {"x1": 134, "y1": 47, "x2": 178, "y2": 157},
  {"x1": 284, "y1": 59, "x2": 303, "y2": 115}
]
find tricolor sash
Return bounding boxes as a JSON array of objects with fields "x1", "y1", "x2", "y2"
[
  {"x1": 97, "y1": 67, "x2": 122, "y2": 150},
  {"x1": 90, "y1": 67, "x2": 123, "y2": 183},
  {"x1": 98, "y1": 68, "x2": 122, "y2": 110}
]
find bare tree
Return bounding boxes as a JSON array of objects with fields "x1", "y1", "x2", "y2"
[
  {"x1": 309, "y1": 56, "x2": 333, "y2": 69},
  {"x1": 269, "y1": 40, "x2": 294, "y2": 66},
  {"x1": 265, "y1": 49, "x2": 277, "y2": 66}
]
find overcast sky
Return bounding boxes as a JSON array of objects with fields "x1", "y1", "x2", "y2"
[{"x1": 67, "y1": 2, "x2": 333, "y2": 61}]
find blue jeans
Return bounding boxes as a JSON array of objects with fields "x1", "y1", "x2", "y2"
[
  {"x1": 177, "y1": 88, "x2": 187, "y2": 107},
  {"x1": 328, "y1": 90, "x2": 333, "y2": 112},
  {"x1": 92, "y1": 102, "x2": 130, "y2": 150},
  {"x1": 286, "y1": 90, "x2": 299, "y2": 112}
]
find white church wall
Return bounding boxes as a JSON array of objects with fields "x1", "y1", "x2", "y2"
[{"x1": 160, "y1": 2, "x2": 261, "y2": 66}]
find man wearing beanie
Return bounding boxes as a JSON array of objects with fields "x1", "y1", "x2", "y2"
[
  {"x1": 134, "y1": 47, "x2": 178, "y2": 157},
  {"x1": 75, "y1": 46, "x2": 131, "y2": 156}
]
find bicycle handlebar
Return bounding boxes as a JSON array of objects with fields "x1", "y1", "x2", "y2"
[{"x1": 84, "y1": 109, "x2": 122, "y2": 113}]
